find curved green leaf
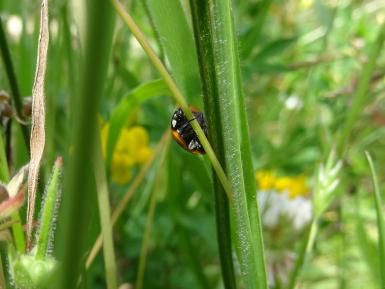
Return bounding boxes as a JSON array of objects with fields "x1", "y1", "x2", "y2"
[
  {"x1": 144, "y1": 0, "x2": 201, "y2": 103},
  {"x1": 106, "y1": 79, "x2": 169, "y2": 168}
]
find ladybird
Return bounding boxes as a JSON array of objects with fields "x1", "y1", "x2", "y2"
[{"x1": 170, "y1": 107, "x2": 208, "y2": 154}]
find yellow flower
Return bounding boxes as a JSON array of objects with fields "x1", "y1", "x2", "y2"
[
  {"x1": 100, "y1": 122, "x2": 152, "y2": 185},
  {"x1": 256, "y1": 170, "x2": 309, "y2": 199},
  {"x1": 127, "y1": 126, "x2": 149, "y2": 147},
  {"x1": 288, "y1": 175, "x2": 309, "y2": 198},
  {"x1": 275, "y1": 175, "x2": 309, "y2": 198},
  {"x1": 112, "y1": 152, "x2": 135, "y2": 168},
  {"x1": 111, "y1": 156, "x2": 132, "y2": 185},
  {"x1": 136, "y1": 147, "x2": 153, "y2": 164},
  {"x1": 115, "y1": 129, "x2": 134, "y2": 154},
  {"x1": 256, "y1": 171, "x2": 277, "y2": 190},
  {"x1": 274, "y1": 177, "x2": 292, "y2": 192}
]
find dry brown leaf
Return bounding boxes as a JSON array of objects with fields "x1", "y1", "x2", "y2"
[{"x1": 27, "y1": 0, "x2": 49, "y2": 248}]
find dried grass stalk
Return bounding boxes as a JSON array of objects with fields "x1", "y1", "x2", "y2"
[{"x1": 26, "y1": 0, "x2": 49, "y2": 248}]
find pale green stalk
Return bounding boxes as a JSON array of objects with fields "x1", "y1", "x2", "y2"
[
  {"x1": 94, "y1": 133, "x2": 117, "y2": 289},
  {"x1": 365, "y1": 152, "x2": 385, "y2": 289},
  {"x1": 85, "y1": 131, "x2": 169, "y2": 269},
  {"x1": 135, "y1": 140, "x2": 169, "y2": 289},
  {"x1": 337, "y1": 21, "x2": 385, "y2": 155}
]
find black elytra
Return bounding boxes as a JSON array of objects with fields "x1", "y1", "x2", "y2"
[{"x1": 170, "y1": 107, "x2": 208, "y2": 154}]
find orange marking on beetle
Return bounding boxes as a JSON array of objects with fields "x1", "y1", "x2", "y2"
[{"x1": 171, "y1": 129, "x2": 188, "y2": 150}]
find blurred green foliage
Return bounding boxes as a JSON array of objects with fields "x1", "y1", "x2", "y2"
[{"x1": 0, "y1": 0, "x2": 385, "y2": 288}]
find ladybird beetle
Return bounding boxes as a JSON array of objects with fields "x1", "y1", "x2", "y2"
[{"x1": 170, "y1": 107, "x2": 208, "y2": 154}]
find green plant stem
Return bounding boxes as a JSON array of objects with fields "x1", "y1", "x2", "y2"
[
  {"x1": 337, "y1": 21, "x2": 385, "y2": 155},
  {"x1": 0, "y1": 17, "x2": 29, "y2": 150},
  {"x1": 85, "y1": 131, "x2": 169, "y2": 269},
  {"x1": 0, "y1": 242, "x2": 9, "y2": 289},
  {"x1": 287, "y1": 224, "x2": 310, "y2": 289},
  {"x1": 287, "y1": 220, "x2": 319, "y2": 289},
  {"x1": 94, "y1": 133, "x2": 117, "y2": 289},
  {"x1": 365, "y1": 152, "x2": 385, "y2": 289},
  {"x1": 0, "y1": 220, "x2": 17, "y2": 232},
  {"x1": 54, "y1": 1, "x2": 115, "y2": 288},
  {"x1": 60, "y1": 4, "x2": 76, "y2": 100},
  {"x1": 111, "y1": 0, "x2": 233, "y2": 202},
  {"x1": 306, "y1": 220, "x2": 318, "y2": 254},
  {"x1": 354, "y1": 195, "x2": 381, "y2": 283},
  {"x1": 0, "y1": 130, "x2": 10, "y2": 182},
  {"x1": 35, "y1": 158, "x2": 62, "y2": 258},
  {"x1": 135, "y1": 140, "x2": 169, "y2": 289},
  {"x1": 0, "y1": 255, "x2": 5, "y2": 289},
  {"x1": 189, "y1": 1, "x2": 268, "y2": 289}
]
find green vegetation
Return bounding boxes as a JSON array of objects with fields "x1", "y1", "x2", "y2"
[{"x1": 0, "y1": 1, "x2": 385, "y2": 289}]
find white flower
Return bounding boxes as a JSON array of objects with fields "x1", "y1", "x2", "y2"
[{"x1": 257, "y1": 189, "x2": 312, "y2": 232}]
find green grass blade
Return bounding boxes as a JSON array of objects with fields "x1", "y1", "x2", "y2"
[
  {"x1": 94, "y1": 132, "x2": 117, "y2": 289},
  {"x1": 189, "y1": 3, "x2": 236, "y2": 289},
  {"x1": 0, "y1": 238, "x2": 8, "y2": 289},
  {"x1": 0, "y1": 17, "x2": 29, "y2": 149},
  {"x1": 0, "y1": 129, "x2": 9, "y2": 183},
  {"x1": 354, "y1": 197, "x2": 380, "y2": 283},
  {"x1": 54, "y1": 1, "x2": 115, "y2": 288},
  {"x1": 35, "y1": 157, "x2": 62, "y2": 259},
  {"x1": 135, "y1": 141, "x2": 169, "y2": 289},
  {"x1": 0, "y1": 254, "x2": 5, "y2": 289},
  {"x1": 287, "y1": 223, "x2": 312, "y2": 289},
  {"x1": 85, "y1": 131, "x2": 169, "y2": 269},
  {"x1": 189, "y1": 1, "x2": 268, "y2": 289},
  {"x1": 337, "y1": 22, "x2": 385, "y2": 155},
  {"x1": 365, "y1": 152, "x2": 385, "y2": 289},
  {"x1": 144, "y1": 0, "x2": 201, "y2": 102}
]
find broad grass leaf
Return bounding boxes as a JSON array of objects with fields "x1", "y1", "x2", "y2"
[
  {"x1": 145, "y1": 0, "x2": 201, "y2": 104},
  {"x1": 106, "y1": 79, "x2": 169, "y2": 168}
]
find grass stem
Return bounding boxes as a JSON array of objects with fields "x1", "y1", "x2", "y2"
[
  {"x1": 189, "y1": 1, "x2": 268, "y2": 288},
  {"x1": 365, "y1": 152, "x2": 385, "y2": 289},
  {"x1": 0, "y1": 17, "x2": 29, "y2": 150},
  {"x1": 94, "y1": 132, "x2": 118, "y2": 289},
  {"x1": 135, "y1": 139, "x2": 169, "y2": 289},
  {"x1": 337, "y1": 21, "x2": 385, "y2": 155},
  {"x1": 86, "y1": 131, "x2": 169, "y2": 269}
]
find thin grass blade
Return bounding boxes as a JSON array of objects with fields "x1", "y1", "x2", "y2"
[
  {"x1": 365, "y1": 152, "x2": 385, "y2": 289},
  {"x1": 94, "y1": 132, "x2": 117, "y2": 289}
]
